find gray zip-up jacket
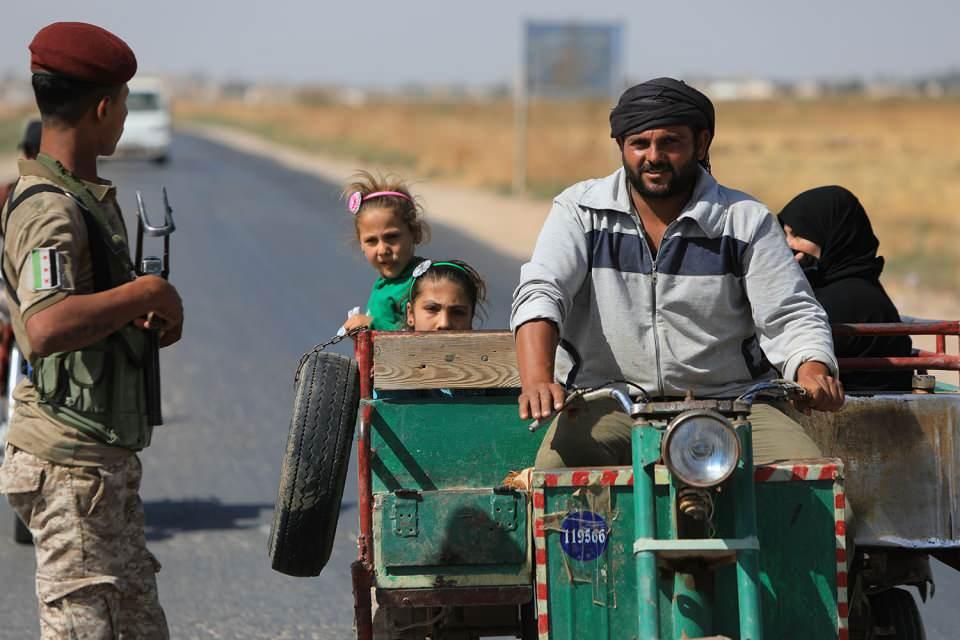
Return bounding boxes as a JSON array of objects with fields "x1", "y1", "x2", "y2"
[{"x1": 510, "y1": 167, "x2": 838, "y2": 397}]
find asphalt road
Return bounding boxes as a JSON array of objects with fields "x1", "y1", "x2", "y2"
[{"x1": 0, "y1": 133, "x2": 957, "y2": 638}]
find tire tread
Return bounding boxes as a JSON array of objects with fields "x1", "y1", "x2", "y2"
[
  {"x1": 872, "y1": 588, "x2": 925, "y2": 640},
  {"x1": 269, "y1": 351, "x2": 360, "y2": 576}
]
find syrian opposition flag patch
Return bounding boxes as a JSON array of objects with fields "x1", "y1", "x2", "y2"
[{"x1": 31, "y1": 247, "x2": 64, "y2": 291}]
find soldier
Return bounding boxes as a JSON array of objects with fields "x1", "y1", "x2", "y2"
[
  {"x1": 0, "y1": 22, "x2": 183, "y2": 639},
  {"x1": 0, "y1": 119, "x2": 42, "y2": 207},
  {"x1": 0, "y1": 120, "x2": 41, "y2": 322},
  {"x1": 0, "y1": 118, "x2": 41, "y2": 543}
]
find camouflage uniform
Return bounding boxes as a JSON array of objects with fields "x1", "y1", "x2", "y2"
[{"x1": 1, "y1": 444, "x2": 168, "y2": 639}]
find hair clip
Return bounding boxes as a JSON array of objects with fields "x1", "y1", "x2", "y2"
[
  {"x1": 347, "y1": 191, "x2": 363, "y2": 215},
  {"x1": 411, "y1": 260, "x2": 470, "y2": 280},
  {"x1": 348, "y1": 190, "x2": 414, "y2": 215},
  {"x1": 412, "y1": 260, "x2": 432, "y2": 278}
]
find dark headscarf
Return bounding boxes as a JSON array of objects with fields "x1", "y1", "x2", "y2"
[
  {"x1": 609, "y1": 77, "x2": 715, "y2": 148},
  {"x1": 779, "y1": 185, "x2": 912, "y2": 391},
  {"x1": 778, "y1": 185, "x2": 884, "y2": 285}
]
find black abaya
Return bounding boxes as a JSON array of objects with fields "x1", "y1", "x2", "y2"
[{"x1": 779, "y1": 186, "x2": 912, "y2": 391}]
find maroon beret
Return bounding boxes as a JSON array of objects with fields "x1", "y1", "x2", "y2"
[{"x1": 29, "y1": 22, "x2": 137, "y2": 85}]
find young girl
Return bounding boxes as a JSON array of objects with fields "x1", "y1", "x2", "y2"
[
  {"x1": 405, "y1": 259, "x2": 487, "y2": 331},
  {"x1": 380, "y1": 259, "x2": 488, "y2": 400},
  {"x1": 342, "y1": 171, "x2": 430, "y2": 332}
]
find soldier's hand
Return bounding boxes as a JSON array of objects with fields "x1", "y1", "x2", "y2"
[
  {"x1": 133, "y1": 313, "x2": 182, "y2": 347},
  {"x1": 134, "y1": 275, "x2": 183, "y2": 330},
  {"x1": 158, "y1": 318, "x2": 183, "y2": 347},
  {"x1": 518, "y1": 380, "x2": 566, "y2": 421},
  {"x1": 794, "y1": 361, "x2": 844, "y2": 414}
]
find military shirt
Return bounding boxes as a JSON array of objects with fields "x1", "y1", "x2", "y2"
[{"x1": 1, "y1": 156, "x2": 132, "y2": 466}]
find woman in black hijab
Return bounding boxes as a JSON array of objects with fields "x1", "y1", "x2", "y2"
[{"x1": 779, "y1": 186, "x2": 912, "y2": 391}]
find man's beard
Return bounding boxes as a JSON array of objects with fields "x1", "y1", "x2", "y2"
[{"x1": 624, "y1": 155, "x2": 700, "y2": 199}]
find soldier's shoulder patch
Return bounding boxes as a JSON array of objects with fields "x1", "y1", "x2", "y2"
[{"x1": 30, "y1": 247, "x2": 68, "y2": 291}]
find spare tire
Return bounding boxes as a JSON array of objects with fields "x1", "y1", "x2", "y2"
[{"x1": 269, "y1": 351, "x2": 360, "y2": 577}]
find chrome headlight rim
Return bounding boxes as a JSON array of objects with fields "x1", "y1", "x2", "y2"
[{"x1": 661, "y1": 409, "x2": 741, "y2": 488}]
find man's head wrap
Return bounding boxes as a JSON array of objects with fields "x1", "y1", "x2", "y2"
[{"x1": 609, "y1": 78, "x2": 715, "y2": 170}]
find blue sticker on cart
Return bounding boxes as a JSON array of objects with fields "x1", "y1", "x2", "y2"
[{"x1": 559, "y1": 511, "x2": 609, "y2": 561}]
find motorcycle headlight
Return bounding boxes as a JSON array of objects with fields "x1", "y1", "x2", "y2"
[{"x1": 662, "y1": 410, "x2": 740, "y2": 488}]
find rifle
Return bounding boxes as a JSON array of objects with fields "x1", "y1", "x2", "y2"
[{"x1": 135, "y1": 188, "x2": 175, "y2": 427}]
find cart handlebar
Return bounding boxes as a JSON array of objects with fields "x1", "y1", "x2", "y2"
[{"x1": 527, "y1": 380, "x2": 806, "y2": 433}]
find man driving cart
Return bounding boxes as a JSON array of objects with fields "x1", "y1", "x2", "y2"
[{"x1": 511, "y1": 77, "x2": 845, "y2": 469}]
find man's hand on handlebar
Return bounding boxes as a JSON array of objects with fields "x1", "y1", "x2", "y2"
[
  {"x1": 515, "y1": 319, "x2": 564, "y2": 420},
  {"x1": 519, "y1": 380, "x2": 566, "y2": 421},
  {"x1": 794, "y1": 361, "x2": 845, "y2": 414}
]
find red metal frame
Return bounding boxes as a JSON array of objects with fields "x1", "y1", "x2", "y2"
[
  {"x1": 353, "y1": 330, "x2": 375, "y2": 640},
  {"x1": 833, "y1": 322, "x2": 960, "y2": 383},
  {"x1": 532, "y1": 462, "x2": 848, "y2": 639}
]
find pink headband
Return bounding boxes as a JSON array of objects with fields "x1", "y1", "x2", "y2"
[{"x1": 347, "y1": 190, "x2": 412, "y2": 215}]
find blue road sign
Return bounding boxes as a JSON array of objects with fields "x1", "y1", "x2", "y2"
[{"x1": 525, "y1": 21, "x2": 623, "y2": 98}]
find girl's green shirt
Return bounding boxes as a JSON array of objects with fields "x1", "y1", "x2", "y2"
[{"x1": 364, "y1": 256, "x2": 426, "y2": 331}]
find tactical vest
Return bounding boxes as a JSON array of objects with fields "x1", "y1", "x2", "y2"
[{"x1": 1, "y1": 156, "x2": 152, "y2": 450}]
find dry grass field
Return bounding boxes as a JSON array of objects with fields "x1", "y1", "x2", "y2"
[
  {"x1": 1, "y1": 96, "x2": 957, "y2": 288},
  {"x1": 177, "y1": 96, "x2": 960, "y2": 289}
]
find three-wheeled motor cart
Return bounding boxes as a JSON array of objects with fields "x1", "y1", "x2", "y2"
[{"x1": 270, "y1": 321, "x2": 960, "y2": 639}]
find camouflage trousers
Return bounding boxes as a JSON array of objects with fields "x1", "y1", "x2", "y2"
[{"x1": 0, "y1": 444, "x2": 169, "y2": 639}]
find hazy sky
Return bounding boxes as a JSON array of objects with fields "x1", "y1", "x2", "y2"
[{"x1": 1, "y1": 1, "x2": 957, "y2": 86}]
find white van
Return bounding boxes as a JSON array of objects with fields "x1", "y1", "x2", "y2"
[{"x1": 115, "y1": 77, "x2": 172, "y2": 164}]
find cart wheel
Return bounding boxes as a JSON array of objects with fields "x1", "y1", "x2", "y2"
[
  {"x1": 871, "y1": 588, "x2": 925, "y2": 640},
  {"x1": 372, "y1": 605, "x2": 393, "y2": 640},
  {"x1": 372, "y1": 606, "x2": 430, "y2": 640},
  {"x1": 13, "y1": 515, "x2": 32, "y2": 545},
  {"x1": 520, "y1": 600, "x2": 539, "y2": 640},
  {"x1": 268, "y1": 351, "x2": 360, "y2": 577}
]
